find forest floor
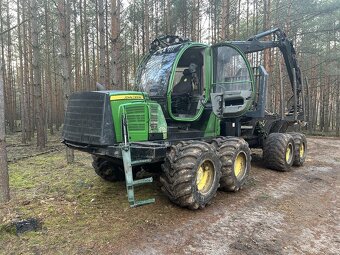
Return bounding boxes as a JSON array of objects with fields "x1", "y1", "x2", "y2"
[{"x1": 0, "y1": 133, "x2": 339, "y2": 255}]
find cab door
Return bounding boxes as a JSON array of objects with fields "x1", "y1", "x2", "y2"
[
  {"x1": 168, "y1": 44, "x2": 208, "y2": 121},
  {"x1": 210, "y1": 44, "x2": 255, "y2": 118}
]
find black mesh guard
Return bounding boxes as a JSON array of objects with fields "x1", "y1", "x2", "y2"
[{"x1": 62, "y1": 92, "x2": 115, "y2": 146}]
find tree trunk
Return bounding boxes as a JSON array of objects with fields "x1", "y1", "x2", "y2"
[
  {"x1": 28, "y1": 14, "x2": 35, "y2": 140},
  {"x1": 31, "y1": 0, "x2": 46, "y2": 149},
  {"x1": 5, "y1": 1, "x2": 15, "y2": 133},
  {"x1": 111, "y1": 0, "x2": 122, "y2": 89},
  {"x1": 264, "y1": 0, "x2": 273, "y2": 111},
  {"x1": 144, "y1": 0, "x2": 150, "y2": 53},
  {"x1": 84, "y1": 0, "x2": 90, "y2": 90},
  {"x1": 221, "y1": 0, "x2": 227, "y2": 40},
  {"x1": 166, "y1": 0, "x2": 170, "y2": 34},
  {"x1": 0, "y1": 60, "x2": 10, "y2": 203},
  {"x1": 44, "y1": 0, "x2": 54, "y2": 135},
  {"x1": 51, "y1": 15, "x2": 60, "y2": 130},
  {"x1": 92, "y1": 32, "x2": 96, "y2": 86},
  {"x1": 98, "y1": 0, "x2": 106, "y2": 85},
  {"x1": 0, "y1": 0, "x2": 7, "y2": 135},
  {"x1": 17, "y1": 0, "x2": 27, "y2": 143},
  {"x1": 105, "y1": 0, "x2": 110, "y2": 86},
  {"x1": 58, "y1": 0, "x2": 74, "y2": 163},
  {"x1": 73, "y1": 0, "x2": 80, "y2": 92},
  {"x1": 21, "y1": 0, "x2": 31, "y2": 140},
  {"x1": 246, "y1": 0, "x2": 249, "y2": 35},
  {"x1": 324, "y1": 32, "x2": 331, "y2": 133},
  {"x1": 80, "y1": 0, "x2": 86, "y2": 91},
  {"x1": 190, "y1": 0, "x2": 198, "y2": 41}
]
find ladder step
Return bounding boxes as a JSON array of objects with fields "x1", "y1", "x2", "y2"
[
  {"x1": 130, "y1": 198, "x2": 155, "y2": 208},
  {"x1": 131, "y1": 177, "x2": 153, "y2": 187},
  {"x1": 131, "y1": 159, "x2": 153, "y2": 166},
  {"x1": 121, "y1": 140, "x2": 155, "y2": 208}
]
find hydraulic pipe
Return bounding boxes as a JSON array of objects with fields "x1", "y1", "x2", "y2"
[{"x1": 247, "y1": 27, "x2": 281, "y2": 41}]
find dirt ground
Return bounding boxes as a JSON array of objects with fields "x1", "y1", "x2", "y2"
[{"x1": 0, "y1": 136, "x2": 339, "y2": 255}]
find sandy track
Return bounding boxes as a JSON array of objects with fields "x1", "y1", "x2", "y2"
[{"x1": 114, "y1": 137, "x2": 340, "y2": 255}]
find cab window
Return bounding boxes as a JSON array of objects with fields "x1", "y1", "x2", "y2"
[{"x1": 213, "y1": 46, "x2": 252, "y2": 93}]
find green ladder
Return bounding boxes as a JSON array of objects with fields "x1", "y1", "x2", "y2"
[
  {"x1": 121, "y1": 113, "x2": 155, "y2": 207},
  {"x1": 121, "y1": 144, "x2": 155, "y2": 207}
]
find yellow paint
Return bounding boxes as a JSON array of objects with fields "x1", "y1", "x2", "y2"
[
  {"x1": 299, "y1": 143, "x2": 305, "y2": 158},
  {"x1": 196, "y1": 160, "x2": 214, "y2": 194},
  {"x1": 286, "y1": 145, "x2": 292, "y2": 163},
  {"x1": 110, "y1": 94, "x2": 144, "y2": 101},
  {"x1": 234, "y1": 152, "x2": 246, "y2": 179}
]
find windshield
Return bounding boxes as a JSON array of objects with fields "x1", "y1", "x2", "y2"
[
  {"x1": 213, "y1": 46, "x2": 252, "y2": 93},
  {"x1": 136, "y1": 44, "x2": 183, "y2": 97}
]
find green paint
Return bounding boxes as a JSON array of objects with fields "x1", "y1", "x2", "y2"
[
  {"x1": 203, "y1": 113, "x2": 220, "y2": 137},
  {"x1": 109, "y1": 91, "x2": 167, "y2": 143},
  {"x1": 109, "y1": 42, "x2": 256, "y2": 142}
]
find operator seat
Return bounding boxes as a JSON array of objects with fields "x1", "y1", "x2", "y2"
[
  {"x1": 172, "y1": 69, "x2": 193, "y2": 114},
  {"x1": 172, "y1": 69, "x2": 193, "y2": 96}
]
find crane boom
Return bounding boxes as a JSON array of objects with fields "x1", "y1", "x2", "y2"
[{"x1": 229, "y1": 28, "x2": 302, "y2": 96}]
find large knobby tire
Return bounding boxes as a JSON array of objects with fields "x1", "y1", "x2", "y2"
[
  {"x1": 160, "y1": 141, "x2": 221, "y2": 210},
  {"x1": 212, "y1": 137, "x2": 251, "y2": 192},
  {"x1": 92, "y1": 156, "x2": 125, "y2": 182},
  {"x1": 263, "y1": 133, "x2": 295, "y2": 171},
  {"x1": 288, "y1": 132, "x2": 307, "y2": 166}
]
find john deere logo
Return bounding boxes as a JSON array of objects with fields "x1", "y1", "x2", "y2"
[{"x1": 110, "y1": 95, "x2": 144, "y2": 101}]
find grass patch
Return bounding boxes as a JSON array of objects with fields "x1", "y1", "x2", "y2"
[
  {"x1": 0, "y1": 223, "x2": 16, "y2": 237},
  {"x1": 1, "y1": 134, "x2": 182, "y2": 254}
]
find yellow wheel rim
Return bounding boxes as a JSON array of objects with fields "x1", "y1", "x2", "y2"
[
  {"x1": 196, "y1": 160, "x2": 214, "y2": 194},
  {"x1": 234, "y1": 152, "x2": 246, "y2": 179},
  {"x1": 286, "y1": 144, "x2": 293, "y2": 163},
  {"x1": 299, "y1": 143, "x2": 305, "y2": 158}
]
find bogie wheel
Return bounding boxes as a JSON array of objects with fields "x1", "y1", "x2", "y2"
[
  {"x1": 212, "y1": 137, "x2": 251, "y2": 192},
  {"x1": 160, "y1": 141, "x2": 221, "y2": 210},
  {"x1": 92, "y1": 156, "x2": 125, "y2": 182},
  {"x1": 288, "y1": 132, "x2": 307, "y2": 166},
  {"x1": 263, "y1": 133, "x2": 295, "y2": 171}
]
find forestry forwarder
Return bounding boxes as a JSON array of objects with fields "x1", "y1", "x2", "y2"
[{"x1": 62, "y1": 28, "x2": 308, "y2": 209}]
